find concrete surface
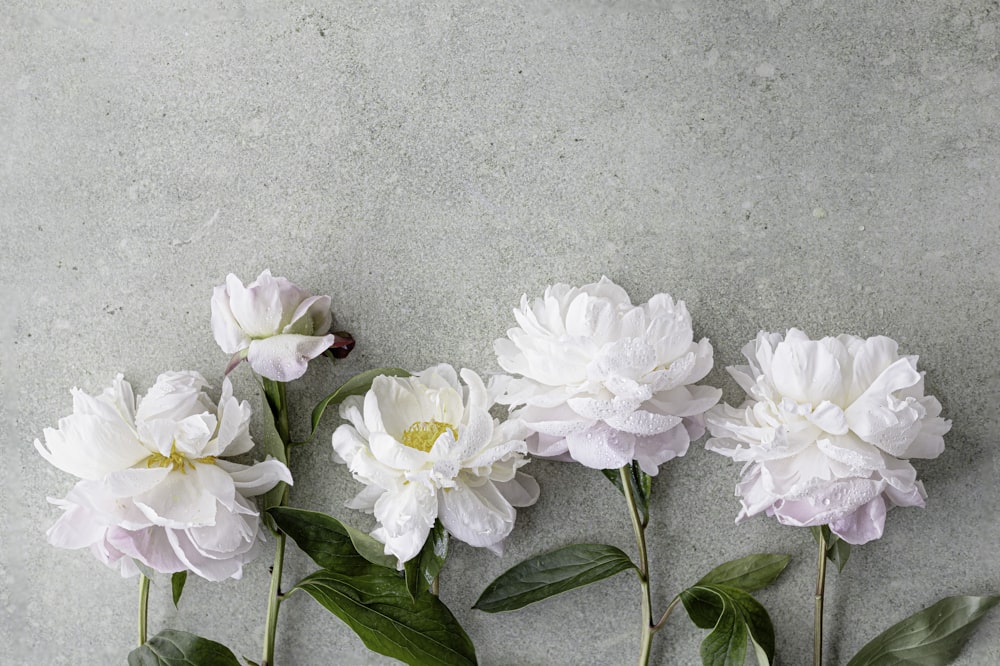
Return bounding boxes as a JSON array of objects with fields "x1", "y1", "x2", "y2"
[{"x1": 3, "y1": 1, "x2": 999, "y2": 664}]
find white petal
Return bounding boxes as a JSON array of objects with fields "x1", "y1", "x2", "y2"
[
  {"x1": 210, "y1": 282, "x2": 250, "y2": 354},
  {"x1": 494, "y1": 471, "x2": 540, "y2": 508},
  {"x1": 565, "y1": 425, "x2": 635, "y2": 470},
  {"x1": 439, "y1": 481, "x2": 515, "y2": 549},
  {"x1": 215, "y1": 458, "x2": 292, "y2": 496},
  {"x1": 373, "y1": 483, "x2": 436, "y2": 563},
  {"x1": 246, "y1": 333, "x2": 336, "y2": 381}
]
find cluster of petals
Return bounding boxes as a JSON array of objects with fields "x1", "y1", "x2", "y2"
[
  {"x1": 706, "y1": 329, "x2": 951, "y2": 545},
  {"x1": 211, "y1": 269, "x2": 340, "y2": 381},
  {"x1": 332, "y1": 364, "x2": 539, "y2": 566},
  {"x1": 36, "y1": 372, "x2": 291, "y2": 581},
  {"x1": 494, "y1": 277, "x2": 721, "y2": 475}
]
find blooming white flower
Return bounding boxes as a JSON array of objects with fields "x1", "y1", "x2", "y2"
[
  {"x1": 494, "y1": 277, "x2": 722, "y2": 475},
  {"x1": 36, "y1": 372, "x2": 292, "y2": 581},
  {"x1": 705, "y1": 329, "x2": 951, "y2": 545},
  {"x1": 332, "y1": 364, "x2": 539, "y2": 566},
  {"x1": 211, "y1": 269, "x2": 338, "y2": 381}
]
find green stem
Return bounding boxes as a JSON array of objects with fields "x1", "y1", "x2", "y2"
[
  {"x1": 138, "y1": 573, "x2": 150, "y2": 646},
  {"x1": 620, "y1": 465, "x2": 654, "y2": 666},
  {"x1": 653, "y1": 596, "x2": 680, "y2": 632},
  {"x1": 814, "y1": 528, "x2": 828, "y2": 666},
  {"x1": 260, "y1": 377, "x2": 291, "y2": 666},
  {"x1": 262, "y1": 530, "x2": 286, "y2": 666},
  {"x1": 430, "y1": 575, "x2": 440, "y2": 597}
]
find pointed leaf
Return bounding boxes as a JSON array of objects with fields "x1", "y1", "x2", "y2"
[
  {"x1": 309, "y1": 368, "x2": 411, "y2": 439},
  {"x1": 127, "y1": 630, "x2": 241, "y2": 666},
  {"x1": 171, "y1": 571, "x2": 187, "y2": 608},
  {"x1": 257, "y1": 382, "x2": 289, "y2": 527},
  {"x1": 406, "y1": 521, "x2": 449, "y2": 599},
  {"x1": 600, "y1": 462, "x2": 652, "y2": 525},
  {"x1": 696, "y1": 554, "x2": 791, "y2": 593},
  {"x1": 295, "y1": 567, "x2": 476, "y2": 666},
  {"x1": 680, "y1": 584, "x2": 776, "y2": 666},
  {"x1": 269, "y1": 507, "x2": 396, "y2": 573},
  {"x1": 846, "y1": 595, "x2": 1000, "y2": 666},
  {"x1": 810, "y1": 525, "x2": 851, "y2": 572},
  {"x1": 474, "y1": 543, "x2": 637, "y2": 613}
]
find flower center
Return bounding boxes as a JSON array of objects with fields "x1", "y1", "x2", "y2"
[
  {"x1": 144, "y1": 444, "x2": 216, "y2": 473},
  {"x1": 401, "y1": 420, "x2": 456, "y2": 453}
]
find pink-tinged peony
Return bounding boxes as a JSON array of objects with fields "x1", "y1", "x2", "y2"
[
  {"x1": 706, "y1": 329, "x2": 951, "y2": 545},
  {"x1": 36, "y1": 372, "x2": 291, "y2": 581},
  {"x1": 332, "y1": 364, "x2": 539, "y2": 566},
  {"x1": 211, "y1": 269, "x2": 340, "y2": 381},
  {"x1": 494, "y1": 277, "x2": 721, "y2": 475}
]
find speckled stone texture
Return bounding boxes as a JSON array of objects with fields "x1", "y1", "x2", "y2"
[{"x1": 3, "y1": 1, "x2": 999, "y2": 664}]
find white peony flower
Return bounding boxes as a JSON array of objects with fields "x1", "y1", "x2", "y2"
[
  {"x1": 332, "y1": 364, "x2": 539, "y2": 566},
  {"x1": 706, "y1": 329, "x2": 951, "y2": 545},
  {"x1": 36, "y1": 371, "x2": 292, "y2": 581},
  {"x1": 211, "y1": 269, "x2": 338, "y2": 381},
  {"x1": 494, "y1": 277, "x2": 722, "y2": 475}
]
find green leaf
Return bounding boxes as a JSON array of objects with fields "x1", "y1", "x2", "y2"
[
  {"x1": 258, "y1": 382, "x2": 289, "y2": 529},
  {"x1": 473, "y1": 543, "x2": 637, "y2": 613},
  {"x1": 127, "y1": 630, "x2": 241, "y2": 666},
  {"x1": 846, "y1": 595, "x2": 1000, "y2": 666},
  {"x1": 171, "y1": 571, "x2": 187, "y2": 608},
  {"x1": 696, "y1": 554, "x2": 791, "y2": 593},
  {"x1": 601, "y1": 462, "x2": 652, "y2": 525},
  {"x1": 680, "y1": 584, "x2": 776, "y2": 666},
  {"x1": 810, "y1": 525, "x2": 851, "y2": 573},
  {"x1": 295, "y1": 567, "x2": 477, "y2": 666},
  {"x1": 406, "y1": 520, "x2": 449, "y2": 598},
  {"x1": 269, "y1": 506, "x2": 397, "y2": 572},
  {"x1": 309, "y1": 368, "x2": 411, "y2": 439}
]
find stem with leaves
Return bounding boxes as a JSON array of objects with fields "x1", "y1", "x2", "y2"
[
  {"x1": 138, "y1": 573, "x2": 150, "y2": 646},
  {"x1": 261, "y1": 378, "x2": 291, "y2": 666},
  {"x1": 620, "y1": 465, "x2": 654, "y2": 666},
  {"x1": 814, "y1": 527, "x2": 828, "y2": 666}
]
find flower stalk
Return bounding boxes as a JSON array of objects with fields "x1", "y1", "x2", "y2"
[
  {"x1": 261, "y1": 378, "x2": 291, "y2": 666},
  {"x1": 138, "y1": 573, "x2": 150, "y2": 646},
  {"x1": 814, "y1": 528, "x2": 828, "y2": 666},
  {"x1": 620, "y1": 466, "x2": 654, "y2": 666}
]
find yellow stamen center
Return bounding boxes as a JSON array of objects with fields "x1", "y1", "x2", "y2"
[
  {"x1": 401, "y1": 420, "x2": 456, "y2": 453},
  {"x1": 144, "y1": 444, "x2": 216, "y2": 474}
]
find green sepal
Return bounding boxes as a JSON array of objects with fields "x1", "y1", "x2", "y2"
[
  {"x1": 474, "y1": 543, "x2": 637, "y2": 613},
  {"x1": 295, "y1": 567, "x2": 477, "y2": 666},
  {"x1": 601, "y1": 461, "x2": 652, "y2": 525},
  {"x1": 171, "y1": 571, "x2": 187, "y2": 608},
  {"x1": 405, "y1": 520, "x2": 449, "y2": 599},
  {"x1": 696, "y1": 553, "x2": 791, "y2": 593},
  {"x1": 680, "y1": 584, "x2": 776, "y2": 666},
  {"x1": 308, "y1": 368, "x2": 411, "y2": 440},
  {"x1": 127, "y1": 629, "x2": 241, "y2": 666},
  {"x1": 846, "y1": 595, "x2": 1000, "y2": 666},
  {"x1": 269, "y1": 506, "x2": 397, "y2": 572},
  {"x1": 810, "y1": 525, "x2": 851, "y2": 573}
]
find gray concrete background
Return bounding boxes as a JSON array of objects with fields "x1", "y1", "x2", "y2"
[{"x1": 3, "y1": 1, "x2": 999, "y2": 664}]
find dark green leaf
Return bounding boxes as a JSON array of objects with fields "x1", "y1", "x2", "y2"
[
  {"x1": 680, "y1": 585, "x2": 776, "y2": 666},
  {"x1": 295, "y1": 567, "x2": 476, "y2": 666},
  {"x1": 258, "y1": 382, "x2": 289, "y2": 529},
  {"x1": 309, "y1": 368, "x2": 411, "y2": 439},
  {"x1": 474, "y1": 543, "x2": 636, "y2": 613},
  {"x1": 406, "y1": 521, "x2": 449, "y2": 599},
  {"x1": 810, "y1": 525, "x2": 851, "y2": 573},
  {"x1": 269, "y1": 506, "x2": 397, "y2": 573},
  {"x1": 171, "y1": 571, "x2": 187, "y2": 608},
  {"x1": 696, "y1": 554, "x2": 791, "y2": 593},
  {"x1": 846, "y1": 595, "x2": 1000, "y2": 666},
  {"x1": 127, "y1": 630, "x2": 241, "y2": 666},
  {"x1": 600, "y1": 462, "x2": 652, "y2": 525}
]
